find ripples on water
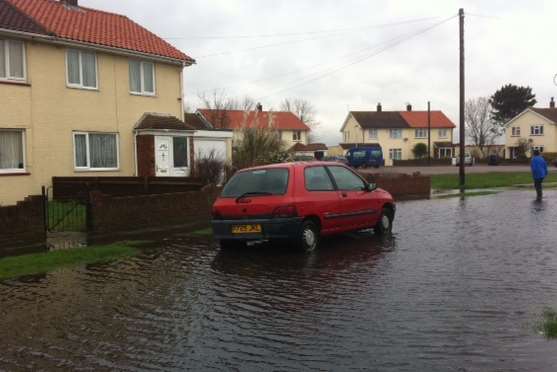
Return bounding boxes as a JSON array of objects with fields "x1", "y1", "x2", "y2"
[{"x1": 1, "y1": 190, "x2": 557, "y2": 371}]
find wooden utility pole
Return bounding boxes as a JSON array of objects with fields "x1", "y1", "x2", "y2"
[
  {"x1": 459, "y1": 8, "x2": 466, "y2": 192},
  {"x1": 427, "y1": 101, "x2": 431, "y2": 165}
]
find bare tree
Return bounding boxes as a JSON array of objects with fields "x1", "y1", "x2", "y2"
[
  {"x1": 280, "y1": 98, "x2": 320, "y2": 142},
  {"x1": 465, "y1": 97, "x2": 501, "y2": 157},
  {"x1": 197, "y1": 90, "x2": 256, "y2": 128}
]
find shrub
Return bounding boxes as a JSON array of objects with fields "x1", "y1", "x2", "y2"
[
  {"x1": 194, "y1": 150, "x2": 226, "y2": 186},
  {"x1": 233, "y1": 126, "x2": 285, "y2": 169},
  {"x1": 412, "y1": 143, "x2": 428, "y2": 159}
]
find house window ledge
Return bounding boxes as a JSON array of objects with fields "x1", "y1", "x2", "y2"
[
  {"x1": 74, "y1": 169, "x2": 120, "y2": 173},
  {"x1": 0, "y1": 80, "x2": 31, "y2": 87},
  {"x1": 0, "y1": 172, "x2": 30, "y2": 177}
]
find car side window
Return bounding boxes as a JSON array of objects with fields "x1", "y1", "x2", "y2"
[
  {"x1": 305, "y1": 166, "x2": 335, "y2": 191},
  {"x1": 328, "y1": 166, "x2": 365, "y2": 191}
]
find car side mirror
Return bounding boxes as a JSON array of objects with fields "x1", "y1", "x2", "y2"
[{"x1": 365, "y1": 182, "x2": 377, "y2": 192}]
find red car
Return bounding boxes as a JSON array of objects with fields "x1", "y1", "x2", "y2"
[{"x1": 211, "y1": 161, "x2": 395, "y2": 250}]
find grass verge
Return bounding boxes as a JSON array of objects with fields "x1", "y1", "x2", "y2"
[
  {"x1": 0, "y1": 243, "x2": 138, "y2": 281},
  {"x1": 539, "y1": 308, "x2": 557, "y2": 339},
  {"x1": 431, "y1": 172, "x2": 557, "y2": 190}
]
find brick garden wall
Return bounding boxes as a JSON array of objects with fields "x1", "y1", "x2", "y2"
[
  {"x1": 88, "y1": 186, "x2": 220, "y2": 239},
  {"x1": 361, "y1": 173, "x2": 431, "y2": 200},
  {"x1": 0, "y1": 196, "x2": 46, "y2": 257}
]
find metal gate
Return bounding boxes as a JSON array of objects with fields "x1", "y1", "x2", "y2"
[{"x1": 43, "y1": 186, "x2": 88, "y2": 233}]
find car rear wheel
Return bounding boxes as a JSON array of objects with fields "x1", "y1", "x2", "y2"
[
  {"x1": 297, "y1": 220, "x2": 319, "y2": 252},
  {"x1": 374, "y1": 208, "x2": 393, "y2": 235}
]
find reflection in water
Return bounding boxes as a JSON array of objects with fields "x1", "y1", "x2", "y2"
[{"x1": 1, "y1": 190, "x2": 557, "y2": 371}]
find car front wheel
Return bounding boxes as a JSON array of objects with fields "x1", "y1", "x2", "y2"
[{"x1": 374, "y1": 208, "x2": 393, "y2": 235}]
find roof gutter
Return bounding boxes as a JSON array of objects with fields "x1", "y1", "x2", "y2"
[{"x1": 0, "y1": 27, "x2": 195, "y2": 67}]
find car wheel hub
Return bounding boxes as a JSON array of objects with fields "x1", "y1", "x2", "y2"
[
  {"x1": 382, "y1": 215, "x2": 390, "y2": 230},
  {"x1": 304, "y1": 228, "x2": 316, "y2": 247}
]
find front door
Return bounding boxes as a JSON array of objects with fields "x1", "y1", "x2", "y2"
[{"x1": 155, "y1": 136, "x2": 171, "y2": 176}]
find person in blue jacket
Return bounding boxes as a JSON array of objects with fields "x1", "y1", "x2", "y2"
[{"x1": 531, "y1": 150, "x2": 548, "y2": 201}]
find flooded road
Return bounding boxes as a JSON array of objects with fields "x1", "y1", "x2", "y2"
[{"x1": 2, "y1": 190, "x2": 557, "y2": 371}]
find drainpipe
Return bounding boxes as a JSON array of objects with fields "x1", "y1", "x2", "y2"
[{"x1": 133, "y1": 130, "x2": 138, "y2": 176}]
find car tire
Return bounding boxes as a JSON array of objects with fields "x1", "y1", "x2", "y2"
[
  {"x1": 374, "y1": 208, "x2": 393, "y2": 235},
  {"x1": 296, "y1": 220, "x2": 319, "y2": 252},
  {"x1": 219, "y1": 239, "x2": 245, "y2": 249}
]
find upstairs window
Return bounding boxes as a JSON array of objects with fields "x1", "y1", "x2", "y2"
[
  {"x1": 389, "y1": 129, "x2": 402, "y2": 139},
  {"x1": 292, "y1": 131, "x2": 302, "y2": 141},
  {"x1": 415, "y1": 128, "x2": 427, "y2": 138},
  {"x1": 0, "y1": 130, "x2": 25, "y2": 173},
  {"x1": 511, "y1": 127, "x2": 521, "y2": 136},
  {"x1": 0, "y1": 39, "x2": 26, "y2": 81},
  {"x1": 530, "y1": 125, "x2": 544, "y2": 136},
  {"x1": 129, "y1": 60, "x2": 155, "y2": 95},
  {"x1": 67, "y1": 49, "x2": 98, "y2": 89},
  {"x1": 368, "y1": 128, "x2": 378, "y2": 139},
  {"x1": 438, "y1": 129, "x2": 448, "y2": 138}
]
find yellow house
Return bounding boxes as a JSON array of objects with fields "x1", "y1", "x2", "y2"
[
  {"x1": 340, "y1": 103, "x2": 455, "y2": 165},
  {"x1": 198, "y1": 106, "x2": 311, "y2": 150},
  {"x1": 0, "y1": 0, "x2": 211, "y2": 205},
  {"x1": 504, "y1": 98, "x2": 557, "y2": 159}
]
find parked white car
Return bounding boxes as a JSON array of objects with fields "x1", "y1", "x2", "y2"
[{"x1": 453, "y1": 154, "x2": 474, "y2": 166}]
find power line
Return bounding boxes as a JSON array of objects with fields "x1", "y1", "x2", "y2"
[
  {"x1": 164, "y1": 16, "x2": 439, "y2": 41},
  {"x1": 256, "y1": 15, "x2": 457, "y2": 101},
  {"x1": 195, "y1": 27, "x2": 431, "y2": 95}
]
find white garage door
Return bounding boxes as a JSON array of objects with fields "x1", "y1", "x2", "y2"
[{"x1": 195, "y1": 139, "x2": 227, "y2": 161}]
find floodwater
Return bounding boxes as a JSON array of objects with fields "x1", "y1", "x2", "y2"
[{"x1": 1, "y1": 190, "x2": 557, "y2": 371}]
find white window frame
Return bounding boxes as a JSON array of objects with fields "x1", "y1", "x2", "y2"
[
  {"x1": 72, "y1": 132, "x2": 119, "y2": 171},
  {"x1": 389, "y1": 148, "x2": 402, "y2": 160},
  {"x1": 129, "y1": 60, "x2": 156, "y2": 96},
  {"x1": 438, "y1": 129, "x2": 448, "y2": 139},
  {"x1": 368, "y1": 128, "x2": 378, "y2": 139},
  {"x1": 532, "y1": 146, "x2": 544, "y2": 153},
  {"x1": 292, "y1": 131, "x2": 302, "y2": 141},
  {"x1": 415, "y1": 128, "x2": 427, "y2": 138},
  {"x1": 66, "y1": 49, "x2": 98, "y2": 90},
  {"x1": 511, "y1": 127, "x2": 521, "y2": 137},
  {"x1": 530, "y1": 125, "x2": 544, "y2": 136},
  {"x1": 389, "y1": 129, "x2": 402, "y2": 139},
  {"x1": 0, "y1": 39, "x2": 27, "y2": 82},
  {"x1": 0, "y1": 129, "x2": 26, "y2": 174},
  {"x1": 439, "y1": 147, "x2": 452, "y2": 158}
]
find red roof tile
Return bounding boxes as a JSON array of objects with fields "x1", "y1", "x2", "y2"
[
  {"x1": 198, "y1": 109, "x2": 311, "y2": 131},
  {"x1": 3, "y1": 0, "x2": 193, "y2": 63},
  {"x1": 399, "y1": 111, "x2": 456, "y2": 128}
]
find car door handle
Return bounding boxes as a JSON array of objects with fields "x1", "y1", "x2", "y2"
[{"x1": 341, "y1": 192, "x2": 348, "y2": 197}]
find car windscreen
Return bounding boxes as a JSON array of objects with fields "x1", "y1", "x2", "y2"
[{"x1": 221, "y1": 168, "x2": 289, "y2": 197}]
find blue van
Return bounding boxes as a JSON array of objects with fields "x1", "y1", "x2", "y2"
[{"x1": 346, "y1": 145, "x2": 384, "y2": 168}]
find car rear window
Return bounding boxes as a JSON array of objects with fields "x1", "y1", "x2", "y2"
[{"x1": 221, "y1": 168, "x2": 289, "y2": 197}]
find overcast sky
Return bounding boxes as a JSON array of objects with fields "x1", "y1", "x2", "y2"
[{"x1": 86, "y1": 0, "x2": 557, "y2": 145}]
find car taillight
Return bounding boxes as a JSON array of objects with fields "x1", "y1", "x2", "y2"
[
  {"x1": 272, "y1": 205, "x2": 298, "y2": 218},
  {"x1": 212, "y1": 207, "x2": 222, "y2": 219}
]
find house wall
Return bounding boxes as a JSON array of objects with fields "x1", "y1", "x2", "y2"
[
  {"x1": 0, "y1": 38, "x2": 184, "y2": 205},
  {"x1": 341, "y1": 114, "x2": 453, "y2": 165},
  {"x1": 231, "y1": 129, "x2": 309, "y2": 150},
  {"x1": 505, "y1": 110, "x2": 557, "y2": 157}
]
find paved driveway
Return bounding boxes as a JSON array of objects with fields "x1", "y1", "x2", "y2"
[{"x1": 360, "y1": 165, "x2": 556, "y2": 176}]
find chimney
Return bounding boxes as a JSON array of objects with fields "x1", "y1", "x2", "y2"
[
  {"x1": 550, "y1": 97, "x2": 555, "y2": 109},
  {"x1": 376, "y1": 102, "x2": 382, "y2": 112},
  {"x1": 61, "y1": 0, "x2": 78, "y2": 7},
  {"x1": 256, "y1": 102, "x2": 263, "y2": 112},
  {"x1": 406, "y1": 103, "x2": 412, "y2": 112}
]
